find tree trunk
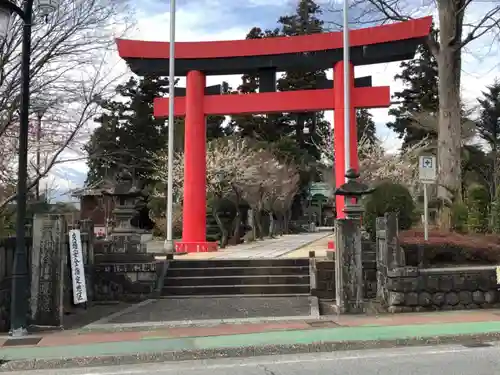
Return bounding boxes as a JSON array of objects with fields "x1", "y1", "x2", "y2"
[
  {"x1": 277, "y1": 212, "x2": 284, "y2": 235},
  {"x1": 248, "y1": 208, "x2": 256, "y2": 242},
  {"x1": 230, "y1": 208, "x2": 241, "y2": 245},
  {"x1": 268, "y1": 212, "x2": 275, "y2": 238},
  {"x1": 284, "y1": 209, "x2": 291, "y2": 233},
  {"x1": 212, "y1": 204, "x2": 228, "y2": 248},
  {"x1": 436, "y1": 0, "x2": 464, "y2": 230},
  {"x1": 255, "y1": 209, "x2": 264, "y2": 240}
]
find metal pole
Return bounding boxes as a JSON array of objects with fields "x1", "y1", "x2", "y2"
[
  {"x1": 35, "y1": 113, "x2": 41, "y2": 201},
  {"x1": 343, "y1": 0, "x2": 350, "y2": 180},
  {"x1": 423, "y1": 183, "x2": 429, "y2": 241},
  {"x1": 11, "y1": 0, "x2": 34, "y2": 337},
  {"x1": 164, "y1": 0, "x2": 176, "y2": 253}
]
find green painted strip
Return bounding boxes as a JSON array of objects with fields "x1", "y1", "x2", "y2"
[
  {"x1": 191, "y1": 321, "x2": 500, "y2": 349},
  {"x1": 2, "y1": 321, "x2": 500, "y2": 361},
  {"x1": 0, "y1": 337, "x2": 195, "y2": 361}
]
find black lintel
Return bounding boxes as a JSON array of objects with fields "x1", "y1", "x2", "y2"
[
  {"x1": 166, "y1": 76, "x2": 372, "y2": 98},
  {"x1": 259, "y1": 68, "x2": 277, "y2": 93},
  {"x1": 166, "y1": 84, "x2": 223, "y2": 96},
  {"x1": 316, "y1": 76, "x2": 372, "y2": 89}
]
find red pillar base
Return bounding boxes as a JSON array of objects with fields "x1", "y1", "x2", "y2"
[{"x1": 175, "y1": 241, "x2": 219, "y2": 253}]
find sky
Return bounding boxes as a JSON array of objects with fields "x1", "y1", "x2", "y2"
[{"x1": 49, "y1": 0, "x2": 500, "y2": 202}]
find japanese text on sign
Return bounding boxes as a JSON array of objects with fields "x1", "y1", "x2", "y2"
[{"x1": 68, "y1": 229, "x2": 88, "y2": 304}]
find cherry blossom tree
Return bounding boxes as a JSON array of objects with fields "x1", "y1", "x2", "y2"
[
  {"x1": 314, "y1": 126, "x2": 430, "y2": 192},
  {"x1": 264, "y1": 162, "x2": 300, "y2": 236},
  {"x1": 153, "y1": 136, "x2": 258, "y2": 247}
]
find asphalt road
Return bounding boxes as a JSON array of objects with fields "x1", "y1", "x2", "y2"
[{"x1": 8, "y1": 343, "x2": 500, "y2": 375}]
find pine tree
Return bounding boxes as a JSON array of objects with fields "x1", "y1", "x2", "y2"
[
  {"x1": 477, "y1": 79, "x2": 500, "y2": 153},
  {"x1": 86, "y1": 75, "x2": 229, "y2": 185},
  {"x1": 277, "y1": 0, "x2": 330, "y2": 161},
  {"x1": 476, "y1": 79, "x2": 500, "y2": 197},
  {"x1": 229, "y1": 0, "x2": 330, "y2": 164},
  {"x1": 227, "y1": 27, "x2": 283, "y2": 144},
  {"x1": 386, "y1": 29, "x2": 439, "y2": 148},
  {"x1": 85, "y1": 75, "x2": 170, "y2": 184},
  {"x1": 356, "y1": 109, "x2": 377, "y2": 145}
]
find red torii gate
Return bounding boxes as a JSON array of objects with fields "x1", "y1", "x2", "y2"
[{"x1": 116, "y1": 16, "x2": 432, "y2": 253}]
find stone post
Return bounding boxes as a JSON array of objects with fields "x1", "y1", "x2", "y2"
[
  {"x1": 30, "y1": 214, "x2": 66, "y2": 328},
  {"x1": 335, "y1": 218, "x2": 363, "y2": 313},
  {"x1": 333, "y1": 169, "x2": 375, "y2": 314},
  {"x1": 386, "y1": 212, "x2": 404, "y2": 268},
  {"x1": 375, "y1": 216, "x2": 388, "y2": 304}
]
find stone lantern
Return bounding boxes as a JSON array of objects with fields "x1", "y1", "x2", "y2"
[
  {"x1": 334, "y1": 168, "x2": 375, "y2": 219},
  {"x1": 101, "y1": 170, "x2": 155, "y2": 255},
  {"x1": 333, "y1": 168, "x2": 375, "y2": 314}
]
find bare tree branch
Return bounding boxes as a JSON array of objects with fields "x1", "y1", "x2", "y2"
[{"x1": 0, "y1": 0, "x2": 134, "y2": 211}]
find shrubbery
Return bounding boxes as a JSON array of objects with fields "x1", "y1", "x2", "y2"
[
  {"x1": 466, "y1": 184, "x2": 490, "y2": 233},
  {"x1": 450, "y1": 202, "x2": 468, "y2": 233},
  {"x1": 364, "y1": 181, "x2": 415, "y2": 238},
  {"x1": 400, "y1": 229, "x2": 500, "y2": 266},
  {"x1": 491, "y1": 189, "x2": 500, "y2": 234}
]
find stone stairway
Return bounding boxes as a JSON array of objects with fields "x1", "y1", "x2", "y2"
[{"x1": 162, "y1": 258, "x2": 310, "y2": 297}]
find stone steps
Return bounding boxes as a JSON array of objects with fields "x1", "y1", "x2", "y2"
[
  {"x1": 165, "y1": 274, "x2": 310, "y2": 286},
  {"x1": 168, "y1": 266, "x2": 310, "y2": 277},
  {"x1": 162, "y1": 258, "x2": 311, "y2": 297}
]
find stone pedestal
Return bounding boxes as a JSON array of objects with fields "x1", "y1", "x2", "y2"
[
  {"x1": 93, "y1": 170, "x2": 157, "y2": 302},
  {"x1": 334, "y1": 218, "x2": 364, "y2": 314}
]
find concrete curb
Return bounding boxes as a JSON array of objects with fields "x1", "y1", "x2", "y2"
[
  {"x1": 82, "y1": 314, "x2": 328, "y2": 332},
  {"x1": 87, "y1": 299, "x2": 155, "y2": 326},
  {"x1": 2, "y1": 332, "x2": 500, "y2": 372},
  {"x1": 309, "y1": 296, "x2": 320, "y2": 318}
]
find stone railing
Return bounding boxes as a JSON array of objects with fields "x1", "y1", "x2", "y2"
[
  {"x1": 384, "y1": 266, "x2": 499, "y2": 312},
  {"x1": 375, "y1": 212, "x2": 500, "y2": 312}
]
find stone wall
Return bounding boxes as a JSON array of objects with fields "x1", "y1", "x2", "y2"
[
  {"x1": 313, "y1": 242, "x2": 377, "y2": 300},
  {"x1": 384, "y1": 266, "x2": 500, "y2": 312},
  {"x1": 93, "y1": 253, "x2": 159, "y2": 302},
  {"x1": 314, "y1": 261, "x2": 335, "y2": 299},
  {"x1": 375, "y1": 213, "x2": 500, "y2": 313}
]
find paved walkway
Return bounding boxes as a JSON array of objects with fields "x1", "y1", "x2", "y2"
[
  {"x1": 279, "y1": 234, "x2": 334, "y2": 258},
  {"x1": 2, "y1": 310, "x2": 500, "y2": 369},
  {"x1": 153, "y1": 233, "x2": 330, "y2": 260}
]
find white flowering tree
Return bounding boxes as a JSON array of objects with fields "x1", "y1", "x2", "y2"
[
  {"x1": 238, "y1": 148, "x2": 281, "y2": 241},
  {"x1": 153, "y1": 137, "x2": 301, "y2": 245},
  {"x1": 153, "y1": 136, "x2": 258, "y2": 247},
  {"x1": 358, "y1": 137, "x2": 430, "y2": 194},
  {"x1": 264, "y1": 162, "x2": 300, "y2": 236},
  {"x1": 314, "y1": 126, "x2": 429, "y2": 193}
]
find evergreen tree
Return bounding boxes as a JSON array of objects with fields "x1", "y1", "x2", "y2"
[
  {"x1": 86, "y1": 75, "x2": 228, "y2": 185},
  {"x1": 476, "y1": 79, "x2": 500, "y2": 154},
  {"x1": 277, "y1": 0, "x2": 330, "y2": 161},
  {"x1": 227, "y1": 27, "x2": 284, "y2": 144},
  {"x1": 386, "y1": 28, "x2": 439, "y2": 148},
  {"x1": 476, "y1": 79, "x2": 500, "y2": 197},
  {"x1": 356, "y1": 109, "x2": 377, "y2": 145},
  {"x1": 230, "y1": 0, "x2": 329, "y2": 165},
  {"x1": 85, "y1": 75, "x2": 171, "y2": 185}
]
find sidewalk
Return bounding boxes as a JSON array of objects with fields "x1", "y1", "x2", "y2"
[{"x1": 2, "y1": 310, "x2": 500, "y2": 371}]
